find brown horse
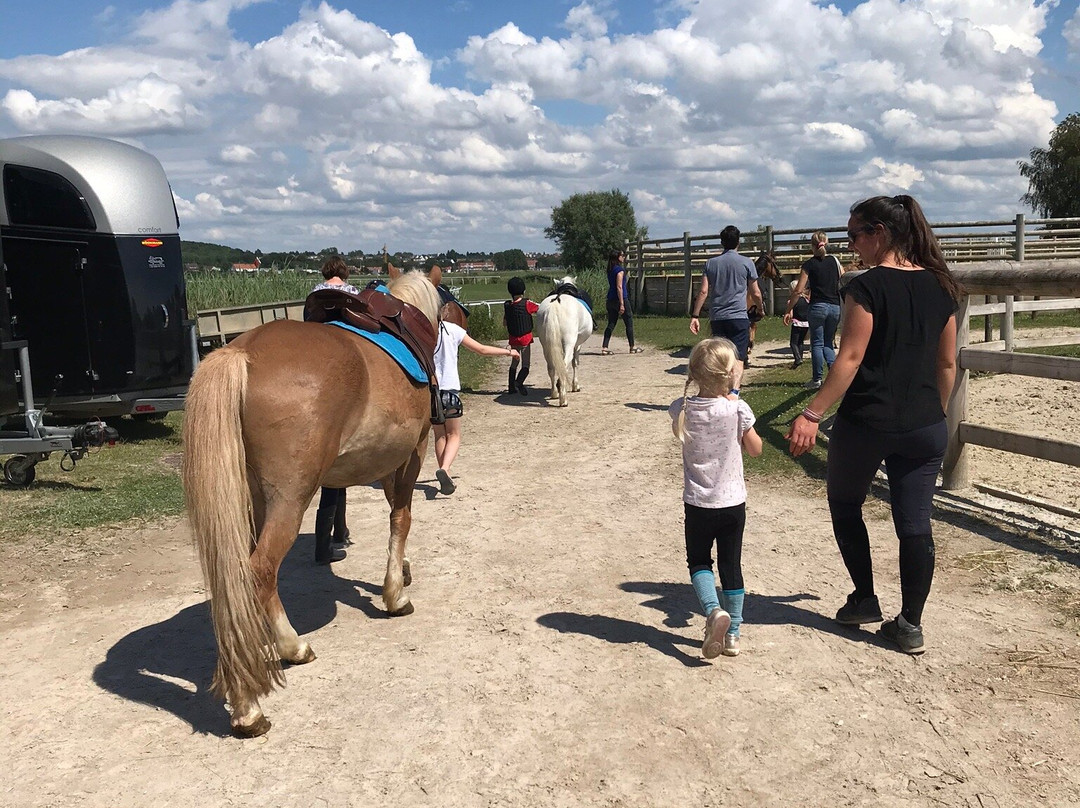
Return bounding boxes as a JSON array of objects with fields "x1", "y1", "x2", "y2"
[
  {"x1": 427, "y1": 265, "x2": 470, "y2": 330},
  {"x1": 748, "y1": 251, "x2": 781, "y2": 361},
  {"x1": 182, "y1": 269, "x2": 440, "y2": 738}
]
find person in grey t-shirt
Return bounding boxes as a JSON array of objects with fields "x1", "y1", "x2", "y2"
[{"x1": 689, "y1": 225, "x2": 764, "y2": 373}]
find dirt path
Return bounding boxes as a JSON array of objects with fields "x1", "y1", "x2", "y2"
[{"x1": 1, "y1": 334, "x2": 1078, "y2": 808}]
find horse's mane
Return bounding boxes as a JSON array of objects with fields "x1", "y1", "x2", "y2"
[{"x1": 387, "y1": 270, "x2": 440, "y2": 325}]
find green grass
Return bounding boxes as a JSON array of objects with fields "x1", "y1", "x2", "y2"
[
  {"x1": 0, "y1": 413, "x2": 186, "y2": 541},
  {"x1": 632, "y1": 314, "x2": 830, "y2": 480}
]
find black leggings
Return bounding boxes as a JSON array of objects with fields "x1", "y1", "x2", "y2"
[
  {"x1": 826, "y1": 416, "x2": 947, "y2": 626},
  {"x1": 684, "y1": 502, "x2": 745, "y2": 590},
  {"x1": 602, "y1": 300, "x2": 635, "y2": 348}
]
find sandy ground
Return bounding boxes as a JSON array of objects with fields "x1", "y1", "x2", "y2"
[{"x1": 1, "y1": 333, "x2": 1079, "y2": 808}]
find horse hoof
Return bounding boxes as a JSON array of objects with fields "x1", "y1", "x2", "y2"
[
  {"x1": 232, "y1": 715, "x2": 272, "y2": 738},
  {"x1": 388, "y1": 601, "x2": 415, "y2": 617},
  {"x1": 287, "y1": 646, "x2": 316, "y2": 665}
]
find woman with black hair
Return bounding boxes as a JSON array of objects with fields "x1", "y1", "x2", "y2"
[
  {"x1": 601, "y1": 249, "x2": 641, "y2": 354},
  {"x1": 787, "y1": 195, "x2": 962, "y2": 655}
]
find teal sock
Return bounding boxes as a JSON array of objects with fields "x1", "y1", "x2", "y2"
[
  {"x1": 691, "y1": 569, "x2": 720, "y2": 617},
  {"x1": 722, "y1": 589, "x2": 745, "y2": 636}
]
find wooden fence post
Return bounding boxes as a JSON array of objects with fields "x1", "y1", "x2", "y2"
[
  {"x1": 1014, "y1": 213, "x2": 1025, "y2": 262},
  {"x1": 635, "y1": 239, "x2": 645, "y2": 313},
  {"x1": 942, "y1": 294, "x2": 970, "y2": 490},
  {"x1": 1003, "y1": 295, "x2": 1014, "y2": 351},
  {"x1": 683, "y1": 231, "x2": 693, "y2": 315}
]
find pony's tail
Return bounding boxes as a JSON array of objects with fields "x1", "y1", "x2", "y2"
[
  {"x1": 182, "y1": 346, "x2": 284, "y2": 704},
  {"x1": 539, "y1": 300, "x2": 570, "y2": 396}
]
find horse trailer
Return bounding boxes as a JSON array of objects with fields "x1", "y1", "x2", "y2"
[{"x1": 0, "y1": 135, "x2": 195, "y2": 418}]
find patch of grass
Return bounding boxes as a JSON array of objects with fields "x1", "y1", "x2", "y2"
[
  {"x1": 0, "y1": 413, "x2": 185, "y2": 541},
  {"x1": 955, "y1": 549, "x2": 1015, "y2": 573},
  {"x1": 633, "y1": 314, "x2": 827, "y2": 479}
]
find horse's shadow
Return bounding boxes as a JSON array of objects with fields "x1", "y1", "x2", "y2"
[{"x1": 92, "y1": 537, "x2": 382, "y2": 736}]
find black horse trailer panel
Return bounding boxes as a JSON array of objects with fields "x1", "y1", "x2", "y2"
[{"x1": 0, "y1": 135, "x2": 193, "y2": 418}]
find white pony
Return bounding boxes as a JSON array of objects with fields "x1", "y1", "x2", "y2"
[{"x1": 535, "y1": 277, "x2": 594, "y2": 407}]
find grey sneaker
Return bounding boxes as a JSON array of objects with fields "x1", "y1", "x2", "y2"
[
  {"x1": 879, "y1": 614, "x2": 925, "y2": 654},
  {"x1": 834, "y1": 592, "x2": 883, "y2": 625},
  {"x1": 803, "y1": 379, "x2": 822, "y2": 390},
  {"x1": 722, "y1": 632, "x2": 740, "y2": 657},
  {"x1": 702, "y1": 608, "x2": 731, "y2": 660}
]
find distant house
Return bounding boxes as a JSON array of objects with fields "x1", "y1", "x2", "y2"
[
  {"x1": 526, "y1": 258, "x2": 538, "y2": 270},
  {"x1": 231, "y1": 257, "x2": 262, "y2": 272},
  {"x1": 456, "y1": 260, "x2": 496, "y2": 272}
]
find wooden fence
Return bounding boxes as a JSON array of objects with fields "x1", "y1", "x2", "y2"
[
  {"x1": 628, "y1": 215, "x2": 1080, "y2": 316},
  {"x1": 941, "y1": 259, "x2": 1080, "y2": 491}
]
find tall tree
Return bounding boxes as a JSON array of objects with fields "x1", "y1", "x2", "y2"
[
  {"x1": 545, "y1": 189, "x2": 644, "y2": 271},
  {"x1": 1018, "y1": 113, "x2": 1080, "y2": 219},
  {"x1": 493, "y1": 249, "x2": 528, "y2": 272}
]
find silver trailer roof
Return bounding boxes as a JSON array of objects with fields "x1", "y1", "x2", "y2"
[{"x1": 0, "y1": 135, "x2": 178, "y2": 236}]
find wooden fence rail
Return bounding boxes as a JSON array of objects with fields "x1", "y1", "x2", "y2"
[
  {"x1": 628, "y1": 216, "x2": 1080, "y2": 316},
  {"x1": 941, "y1": 260, "x2": 1080, "y2": 490}
]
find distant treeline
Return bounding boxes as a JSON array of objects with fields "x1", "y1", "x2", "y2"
[{"x1": 181, "y1": 241, "x2": 563, "y2": 273}]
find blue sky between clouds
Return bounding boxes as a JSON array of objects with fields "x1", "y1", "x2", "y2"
[{"x1": 0, "y1": 0, "x2": 1078, "y2": 253}]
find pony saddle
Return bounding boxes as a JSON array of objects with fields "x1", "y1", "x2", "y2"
[
  {"x1": 551, "y1": 282, "x2": 593, "y2": 312},
  {"x1": 304, "y1": 287, "x2": 447, "y2": 424}
]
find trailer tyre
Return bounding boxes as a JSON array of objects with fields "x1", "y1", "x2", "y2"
[{"x1": 4, "y1": 456, "x2": 37, "y2": 487}]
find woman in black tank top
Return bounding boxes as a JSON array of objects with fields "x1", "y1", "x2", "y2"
[{"x1": 786, "y1": 195, "x2": 963, "y2": 656}]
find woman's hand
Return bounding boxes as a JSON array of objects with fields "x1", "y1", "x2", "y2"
[
  {"x1": 689, "y1": 316, "x2": 700, "y2": 335},
  {"x1": 783, "y1": 312, "x2": 793, "y2": 326},
  {"x1": 786, "y1": 415, "x2": 819, "y2": 457}
]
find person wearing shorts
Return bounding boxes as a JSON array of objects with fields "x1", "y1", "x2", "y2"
[{"x1": 432, "y1": 321, "x2": 519, "y2": 495}]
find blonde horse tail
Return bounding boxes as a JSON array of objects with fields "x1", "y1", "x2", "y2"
[
  {"x1": 182, "y1": 346, "x2": 284, "y2": 705},
  {"x1": 539, "y1": 300, "x2": 569, "y2": 397}
]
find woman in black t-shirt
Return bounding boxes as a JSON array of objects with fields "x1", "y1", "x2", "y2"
[{"x1": 786, "y1": 195, "x2": 963, "y2": 656}]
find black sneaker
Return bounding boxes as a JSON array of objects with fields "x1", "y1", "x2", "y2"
[
  {"x1": 436, "y1": 468, "x2": 456, "y2": 495},
  {"x1": 879, "y1": 615, "x2": 925, "y2": 655},
  {"x1": 834, "y1": 592, "x2": 883, "y2": 625}
]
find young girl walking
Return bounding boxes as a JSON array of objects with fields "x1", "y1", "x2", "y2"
[{"x1": 669, "y1": 338, "x2": 762, "y2": 658}]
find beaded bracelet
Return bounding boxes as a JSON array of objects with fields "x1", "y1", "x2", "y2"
[{"x1": 800, "y1": 407, "x2": 822, "y2": 423}]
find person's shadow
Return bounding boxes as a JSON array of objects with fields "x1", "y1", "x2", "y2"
[
  {"x1": 92, "y1": 536, "x2": 387, "y2": 736},
  {"x1": 616, "y1": 582, "x2": 894, "y2": 651},
  {"x1": 537, "y1": 580, "x2": 709, "y2": 667}
]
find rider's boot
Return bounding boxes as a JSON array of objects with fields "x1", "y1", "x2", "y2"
[{"x1": 315, "y1": 507, "x2": 346, "y2": 564}]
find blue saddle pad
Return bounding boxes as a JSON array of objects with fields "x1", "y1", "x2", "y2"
[{"x1": 327, "y1": 321, "x2": 428, "y2": 384}]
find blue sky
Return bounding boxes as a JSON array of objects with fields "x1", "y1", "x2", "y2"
[{"x1": 1, "y1": 0, "x2": 1078, "y2": 253}]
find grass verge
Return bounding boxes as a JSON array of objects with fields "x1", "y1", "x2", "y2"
[{"x1": 0, "y1": 414, "x2": 186, "y2": 541}]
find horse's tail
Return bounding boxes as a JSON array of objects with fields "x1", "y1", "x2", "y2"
[
  {"x1": 182, "y1": 346, "x2": 284, "y2": 705},
  {"x1": 538, "y1": 299, "x2": 570, "y2": 396}
]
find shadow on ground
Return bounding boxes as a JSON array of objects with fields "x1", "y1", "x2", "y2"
[{"x1": 92, "y1": 537, "x2": 386, "y2": 736}]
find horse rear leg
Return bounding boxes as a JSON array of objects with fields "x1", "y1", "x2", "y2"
[
  {"x1": 252, "y1": 500, "x2": 315, "y2": 665},
  {"x1": 570, "y1": 345, "x2": 582, "y2": 392},
  {"x1": 381, "y1": 446, "x2": 423, "y2": 615},
  {"x1": 226, "y1": 502, "x2": 311, "y2": 738}
]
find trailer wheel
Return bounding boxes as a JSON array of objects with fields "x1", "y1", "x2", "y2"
[{"x1": 4, "y1": 456, "x2": 37, "y2": 487}]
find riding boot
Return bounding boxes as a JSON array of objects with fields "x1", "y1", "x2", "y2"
[
  {"x1": 507, "y1": 367, "x2": 517, "y2": 394},
  {"x1": 315, "y1": 506, "x2": 346, "y2": 564},
  {"x1": 515, "y1": 367, "x2": 529, "y2": 395},
  {"x1": 331, "y1": 492, "x2": 350, "y2": 548}
]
